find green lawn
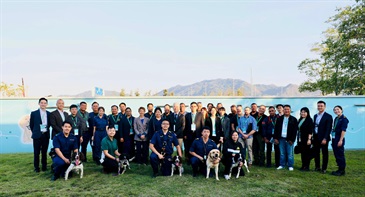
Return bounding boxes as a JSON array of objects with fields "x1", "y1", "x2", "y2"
[{"x1": 0, "y1": 151, "x2": 364, "y2": 196}]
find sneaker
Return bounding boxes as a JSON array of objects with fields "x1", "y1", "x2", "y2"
[
  {"x1": 277, "y1": 166, "x2": 284, "y2": 170},
  {"x1": 289, "y1": 167, "x2": 294, "y2": 171},
  {"x1": 224, "y1": 175, "x2": 230, "y2": 180}
]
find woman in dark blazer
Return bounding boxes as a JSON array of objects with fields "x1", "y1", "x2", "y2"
[
  {"x1": 205, "y1": 107, "x2": 223, "y2": 146},
  {"x1": 298, "y1": 107, "x2": 314, "y2": 171},
  {"x1": 148, "y1": 107, "x2": 163, "y2": 140}
]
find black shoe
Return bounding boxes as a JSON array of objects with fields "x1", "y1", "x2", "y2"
[
  {"x1": 42, "y1": 167, "x2": 47, "y2": 172},
  {"x1": 314, "y1": 168, "x2": 321, "y2": 172},
  {"x1": 152, "y1": 172, "x2": 158, "y2": 178},
  {"x1": 192, "y1": 172, "x2": 197, "y2": 177},
  {"x1": 332, "y1": 170, "x2": 345, "y2": 176},
  {"x1": 51, "y1": 175, "x2": 59, "y2": 181},
  {"x1": 321, "y1": 170, "x2": 327, "y2": 174},
  {"x1": 34, "y1": 168, "x2": 40, "y2": 173}
]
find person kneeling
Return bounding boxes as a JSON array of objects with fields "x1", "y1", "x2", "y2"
[
  {"x1": 51, "y1": 121, "x2": 78, "y2": 181},
  {"x1": 149, "y1": 120, "x2": 182, "y2": 178},
  {"x1": 100, "y1": 126, "x2": 121, "y2": 175},
  {"x1": 222, "y1": 131, "x2": 245, "y2": 180}
]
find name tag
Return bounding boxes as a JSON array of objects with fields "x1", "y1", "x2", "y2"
[
  {"x1": 212, "y1": 130, "x2": 216, "y2": 137},
  {"x1": 86, "y1": 121, "x2": 89, "y2": 128},
  {"x1": 173, "y1": 125, "x2": 176, "y2": 132},
  {"x1": 130, "y1": 128, "x2": 133, "y2": 135},
  {"x1": 272, "y1": 128, "x2": 274, "y2": 135},
  {"x1": 204, "y1": 155, "x2": 207, "y2": 160},
  {"x1": 331, "y1": 131, "x2": 335, "y2": 139},
  {"x1": 114, "y1": 124, "x2": 119, "y2": 131},
  {"x1": 242, "y1": 127, "x2": 247, "y2": 133},
  {"x1": 191, "y1": 123, "x2": 196, "y2": 131},
  {"x1": 40, "y1": 124, "x2": 47, "y2": 132},
  {"x1": 270, "y1": 137, "x2": 274, "y2": 144},
  {"x1": 74, "y1": 129, "x2": 79, "y2": 136}
]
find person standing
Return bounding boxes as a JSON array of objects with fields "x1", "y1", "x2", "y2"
[
  {"x1": 119, "y1": 107, "x2": 135, "y2": 158},
  {"x1": 274, "y1": 105, "x2": 298, "y2": 171},
  {"x1": 66, "y1": 104, "x2": 83, "y2": 149},
  {"x1": 184, "y1": 102, "x2": 203, "y2": 162},
  {"x1": 92, "y1": 107, "x2": 108, "y2": 165},
  {"x1": 262, "y1": 106, "x2": 280, "y2": 167},
  {"x1": 30, "y1": 97, "x2": 51, "y2": 172},
  {"x1": 118, "y1": 102, "x2": 127, "y2": 118},
  {"x1": 148, "y1": 107, "x2": 163, "y2": 141},
  {"x1": 250, "y1": 103, "x2": 258, "y2": 119},
  {"x1": 253, "y1": 105, "x2": 267, "y2": 166},
  {"x1": 78, "y1": 101, "x2": 91, "y2": 162},
  {"x1": 276, "y1": 104, "x2": 284, "y2": 116},
  {"x1": 50, "y1": 99, "x2": 69, "y2": 139},
  {"x1": 180, "y1": 103, "x2": 187, "y2": 116},
  {"x1": 89, "y1": 102, "x2": 102, "y2": 162},
  {"x1": 134, "y1": 107, "x2": 150, "y2": 165},
  {"x1": 297, "y1": 107, "x2": 314, "y2": 171},
  {"x1": 163, "y1": 104, "x2": 174, "y2": 131},
  {"x1": 218, "y1": 107, "x2": 231, "y2": 143},
  {"x1": 312, "y1": 101, "x2": 333, "y2": 174},
  {"x1": 172, "y1": 102, "x2": 185, "y2": 151},
  {"x1": 331, "y1": 105, "x2": 349, "y2": 176},
  {"x1": 205, "y1": 107, "x2": 223, "y2": 146},
  {"x1": 144, "y1": 103, "x2": 154, "y2": 119},
  {"x1": 108, "y1": 105, "x2": 121, "y2": 153}
]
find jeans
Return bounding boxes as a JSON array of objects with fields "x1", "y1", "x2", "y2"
[{"x1": 279, "y1": 138, "x2": 294, "y2": 167}]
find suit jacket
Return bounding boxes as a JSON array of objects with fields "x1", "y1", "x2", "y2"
[
  {"x1": 220, "y1": 115, "x2": 232, "y2": 139},
  {"x1": 118, "y1": 116, "x2": 135, "y2": 140},
  {"x1": 134, "y1": 117, "x2": 150, "y2": 141},
  {"x1": 30, "y1": 109, "x2": 51, "y2": 139},
  {"x1": 172, "y1": 113, "x2": 185, "y2": 139},
  {"x1": 50, "y1": 110, "x2": 69, "y2": 139},
  {"x1": 274, "y1": 115, "x2": 298, "y2": 143},
  {"x1": 313, "y1": 112, "x2": 333, "y2": 142},
  {"x1": 184, "y1": 112, "x2": 204, "y2": 139},
  {"x1": 298, "y1": 117, "x2": 314, "y2": 142},
  {"x1": 148, "y1": 116, "x2": 163, "y2": 140},
  {"x1": 205, "y1": 116, "x2": 223, "y2": 139}
]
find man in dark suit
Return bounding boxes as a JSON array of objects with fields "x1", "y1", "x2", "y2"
[
  {"x1": 29, "y1": 97, "x2": 51, "y2": 172},
  {"x1": 274, "y1": 104, "x2": 298, "y2": 171},
  {"x1": 118, "y1": 107, "x2": 135, "y2": 158},
  {"x1": 172, "y1": 102, "x2": 185, "y2": 151},
  {"x1": 50, "y1": 99, "x2": 69, "y2": 139},
  {"x1": 163, "y1": 104, "x2": 174, "y2": 131},
  {"x1": 183, "y1": 102, "x2": 203, "y2": 162},
  {"x1": 312, "y1": 100, "x2": 333, "y2": 174}
]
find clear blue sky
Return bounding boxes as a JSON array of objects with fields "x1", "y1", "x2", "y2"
[{"x1": 1, "y1": 0, "x2": 354, "y2": 97}]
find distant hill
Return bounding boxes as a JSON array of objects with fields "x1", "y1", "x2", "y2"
[
  {"x1": 59, "y1": 90, "x2": 120, "y2": 97},
  {"x1": 156, "y1": 78, "x2": 321, "y2": 96}
]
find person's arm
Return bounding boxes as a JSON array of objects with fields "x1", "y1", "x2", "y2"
[
  {"x1": 338, "y1": 118, "x2": 349, "y2": 147},
  {"x1": 247, "y1": 118, "x2": 257, "y2": 137},
  {"x1": 29, "y1": 112, "x2": 34, "y2": 132},
  {"x1": 322, "y1": 114, "x2": 333, "y2": 144},
  {"x1": 103, "y1": 150, "x2": 119, "y2": 161},
  {"x1": 189, "y1": 151, "x2": 204, "y2": 162},
  {"x1": 119, "y1": 120, "x2": 124, "y2": 142},
  {"x1": 55, "y1": 148, "x2": 70, "y2": 164},
  {"x1": 149, "y1": 143, "x2": 164, "y2": 159}
]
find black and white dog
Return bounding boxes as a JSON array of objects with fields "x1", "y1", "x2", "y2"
[
  {"x1": 228, "y1": 153, "x2": 250, "y2": 179},
  {"x1": 65, "y1": 152, "x2": 85, "y2": 180},
  {"x1": 118, "y1": 155, "x2": 131, "y2": 175},
  {"x1": 171, "y1": 155, "x2": 184, "y2": 176}
]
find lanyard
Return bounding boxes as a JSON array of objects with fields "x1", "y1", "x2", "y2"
[
  {"x1": 333, "y1": 117, "x2": 339, "y2": 131},
  {"x1": 298, "y1": 118, "x2": 305, "y2": 131},
  {"x1": 192, "y1": 113, "x2": 196, "y2": 123},
  {"x1": 127, "y1": 117, "x2": 132, "y2": 127},
  {"x1": 256, "y1": 115, "x2": 263, "y2": 123},
  {"x1": 72, "y1": 116, "x2": 78, "y2": 127},
  {"x1": 112, "y1": 115, "x2": 118, "y2": 123},
  {"x1": 269, "y1": 116, "x2": 276, "y2": 127}
]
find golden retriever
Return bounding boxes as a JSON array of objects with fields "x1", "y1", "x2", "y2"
[{"x1": 206, "y1": 149, "x2": 221, "y2": 180}]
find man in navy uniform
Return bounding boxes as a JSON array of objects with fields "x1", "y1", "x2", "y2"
[
  {"x1": 30, "y1": 97, "x2": 51, "y2": 172},
  {"x1": 189, "y1": 126, "x2": 218, "y2": 177},
  {"x1": 51, "y1": 121, "x2": 78, "y2": 181},
  {"x1": 149, "y1": 119, "x2": 182, "y2": 177}
]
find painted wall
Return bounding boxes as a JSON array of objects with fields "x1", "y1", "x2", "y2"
[{"x1": 0, "y1": 96, "x2": 364, "y2": 153}]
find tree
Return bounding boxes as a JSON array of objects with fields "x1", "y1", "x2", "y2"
[
  {"x1": 237, "y1": 87, "x2": 244, "y2": 96},
  {"x1": 298, "y1": 0, "x2": 365, "y2": 95},
  {"x1": 144, "y1": 90, "x2": 152, "y2": 96},
  {"x1": 163, "y1": 89, "x2": 168, "y2": 96},
  {"x1": 135, "y1": 89, "x2": 140, "y2": 97},
  {"x1": 119, "y1": 89, "x2": 125, "y2": 97},
  {"x1": 0, "y1": 82, "x2": 24, "y2": 97},
  {"x1": 169, "y1": 92, "x2": 174, "y2": 96}
]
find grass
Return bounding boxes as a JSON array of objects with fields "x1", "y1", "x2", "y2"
[{"x1": 0, "y1": 150, "x2": 364, "y2": 197}]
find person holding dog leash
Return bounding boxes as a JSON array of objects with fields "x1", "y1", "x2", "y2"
[
  {"x1": 222, "y1": 131, "x2": 245, "y2": 180},
  {"x1": 100, "y1": 126, "x2": 122, "y2": 174}
]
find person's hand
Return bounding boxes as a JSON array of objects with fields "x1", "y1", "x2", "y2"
[
  {"x1": 64, "y1": 158, "x2": 70, "y2": 164},
  {"x1": 80, "y1": 137, "x2": 83, "y2": 144},
  {"x1": 307, "y1": 139, "x2": 311, "y2": 146},
  {"x1": 116, "y1": 158, "x2": 120, "y2": 162},
  {"x1": 120, "y1": 138, "x2": 124, "y2": 143},
  {"x1": 200, "y1": 156, "x2": 204, "y2": 162},
  {"x1": 141, "y1": 135, "x2": 145, "y2": 140},
  {"x1": 238, "y1": 162, "x2": 243, "y2": 167},
  {"x1": 288, "y1": 141, "x2": 293, "y2": 145},
  {"x1": 243, "y1": 134, "x2": 248, "y2": 139},
  {"x1": 91, "y1": 136, "x2": 94, "y2": 141},
  {"x1": 184, "y1": 136, "x2": 187, "y2": 140},
  {"x1": 158, "y1": 154, "x2": 165, "y2": 160},
  {"x1": 261, "y1": 137, "x2": 265, "y2": 142},
  {"x1": 264, "y1": 138, "x2": 269, "y2": 143},
  {"x1": 232, "y1": 154, "x2": 236, "y2": 157},
  {"x1": 337, "y1": 140, "x2": 343, "y2": 147},
  {"x1": 219, "y1": 137, "x2": 223, "y2": 143},
  {"x1": 274, "y1": 139, "x2": 279, "y2": 145},
  {"x1": 321, "y1": 139, "x2": 327, "y2": 145}
]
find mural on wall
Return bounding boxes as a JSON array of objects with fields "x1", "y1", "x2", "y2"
[{"x1": 0, "y1": 97, "x2": 364, "y2": 153}]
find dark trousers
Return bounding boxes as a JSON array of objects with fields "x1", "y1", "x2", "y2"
[
  {"x1": 300, "y1": 142, "x2": 311, "y2": 169},
  {"x1": 81, "y1": 132, "x2": 93, "y2": 162},
  {"x1": 265, "y1": 142, "x2": 280, "y2": 167},
  {"x1": 102, "y1": 157, "x2": 119, "y2": 173},
  {"x1": 33, "y1": 134, "x2": 49, "y2": 170},
  {"x1": 191, "y1": 156, "x2": 206, "y2": 175},
  {"x1": 136, "y1": 141, "x2": 149, "y2": 164},
  {"x1": 332, "y1": 138, "x2": 346, "y2": 170},
  {"x1": 122, "y1": 135, "x2": 135, "y2": 158},
  {"x1": 184, "y1": 138, "x2": 193, "y2": 161},
  {"x1": 312, "y1": 137, "x2": 329, "y2": 170},
  {"x1": 94, "y1": 131, "x2": 107, "y2": 161},
  {"x1": 253, "y1": 133, "x2": 265, "y2": 166},
  {"x1": 150, "y1": 153, "x2": 172, "y2": 176},
  {"x1": 52, "y1": 156, "x2": 69, "y2": 177}
]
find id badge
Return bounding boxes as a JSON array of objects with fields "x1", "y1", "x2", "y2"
[
  {"x1": 270, "y1": 137, "x2": 274, "y2": 144},
  {"x1": 40, "y1": 124, "x2": 47, "y2": 132},
  {"x1": 114, "y1": 124, "x2": 119, "y2": 131},
  {"x1": 173, "y1": 125, "x2": 176, "y2": 132},
  {"x1": 212, "y1": 131, "x2": 216, "y2": 137},
  {"x1": 74, "y1": 129, "x2": 79, "y2": 136},
  {"x1": 204, "y1": 155, "x2": 207, "y2": 160},
  {"x1": 191, "y1": 123, "x2": 196, "y2": 131},
  {"x1": 272, "y1": 128, "x2": 274, "y2": 135},
  {"x1": 86, "y1": 121, "x2": 89, "y2": 128},
  {"x1": 331, "y1": 131, "x2": 335, "y2": 139},
  {"x1": 130, "y1": 128, "x2": 133, "y2": 135}
]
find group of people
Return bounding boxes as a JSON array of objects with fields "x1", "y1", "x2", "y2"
[{"x1": 29, "y1": 98, "x2": 349, "y2": 181}]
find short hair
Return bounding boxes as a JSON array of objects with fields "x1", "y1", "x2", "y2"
[
  {"x1": 164, "y1": 104, "x2": 170, "y2": 108},
  {"x1": 207, "y1": 103, "x2": 213, "y2": 107},
  {"x1": 108, "y1": 125, "x2": 115, "y2": 130},
  {"x1": 230, "y1": 105, "x2": 236, "y2": 108},
  {"x1": 180, "y1": 103, "x2": 185, "y2": 106},
  {"x1": 219, "y1": 107, "x2": 226, "y2": 111},
  {"x1": 125, "y1": 107, "x2": 131, "y2": 111},
  {"x1": 80, "y1": 101, "x2": 87, "y2": 105},
  {"x1": 69, "y1": 104, "x2": 78, "y2": 110},
  {"x1": 119, "y1": 102, "x2": 126, "y2": 107},
  {"x1": 139, "y1": 107, "x2": 146, "y2": 112},
  {"x1": 92, "y1": 101, "x2": 99, "y2": 106},
  {"x1": 317, "y1": 100, "x2": 326, "y2": 106},
  {"x1": 147, "y1": 103, "x2": 153, "y2": 107},
  {"x1": 162, "y1": 119, "x2": 170, "y2": 124},
  {"x1": 197, "y1": 102, "x2": 202, "y2": 105},
  {"x1": 333, "y1": 105, "x2": 343, "y2": 111},
  {"x1": 284, "y1": 104, "x2": 291, "y2": 109},
  {"x1": 62, "y1": 121, "x2": 72, "y2": 126},
  {"x1": 154, "y1": 107, "x2": 162, "y2": 114},
  {"x1": 38, "y1": 97, "x2": 48, "y2": 103},
  {"x1": 251, "y1": 103, "x2": 257, "y2": 106},
  {"x1": 190, "y1": 102, "x2": 197, "y2": 106},
  {"x1": 98, "y1": 106, "x2": 105, "y2": 112},
  {"x1": 202, "y1": 126, "x2": 211, "y2": 132},
  {"x1": 268, "y1": 106, "x2": 275, "y2": 110},
  {"x1": 276, "y1": 104, "x2": 283, "y2": 108},
  {"x1": 111, "y1": 105, "x2": 118, "y2": 109}
]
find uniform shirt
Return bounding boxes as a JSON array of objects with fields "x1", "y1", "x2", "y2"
[
  {"x1": 144, "y1": 112, "x2": 154, "y2": 119},
  {"x1": 150, "y1": 130, "x2": 179, "y2": 155},
  {"x1": 53, "y1": 133, "x2": 78, "y2": 159},
  {"x1": 190, "y1": 137, "x2": 218, "y2": 158},
  {"x1": 66, "y1": 115, "x2": 83, "y2": 136},
  {"x1": 101, "y1": 136, "x2": 118, "y2": 157},
  {"x1": 332, "y1": 114, "x2": 349, "y2": 139},
  {"x1": 108, "y1": 114, "x2": 120, "y2": 131},
  {"x1": 93, "y1": 116, "x2": 108, "y2": 131}
]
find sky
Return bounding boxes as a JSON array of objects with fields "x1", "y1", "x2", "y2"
[{"x1": 1, "y1": 0, "x2": 355, "y2": 97}]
